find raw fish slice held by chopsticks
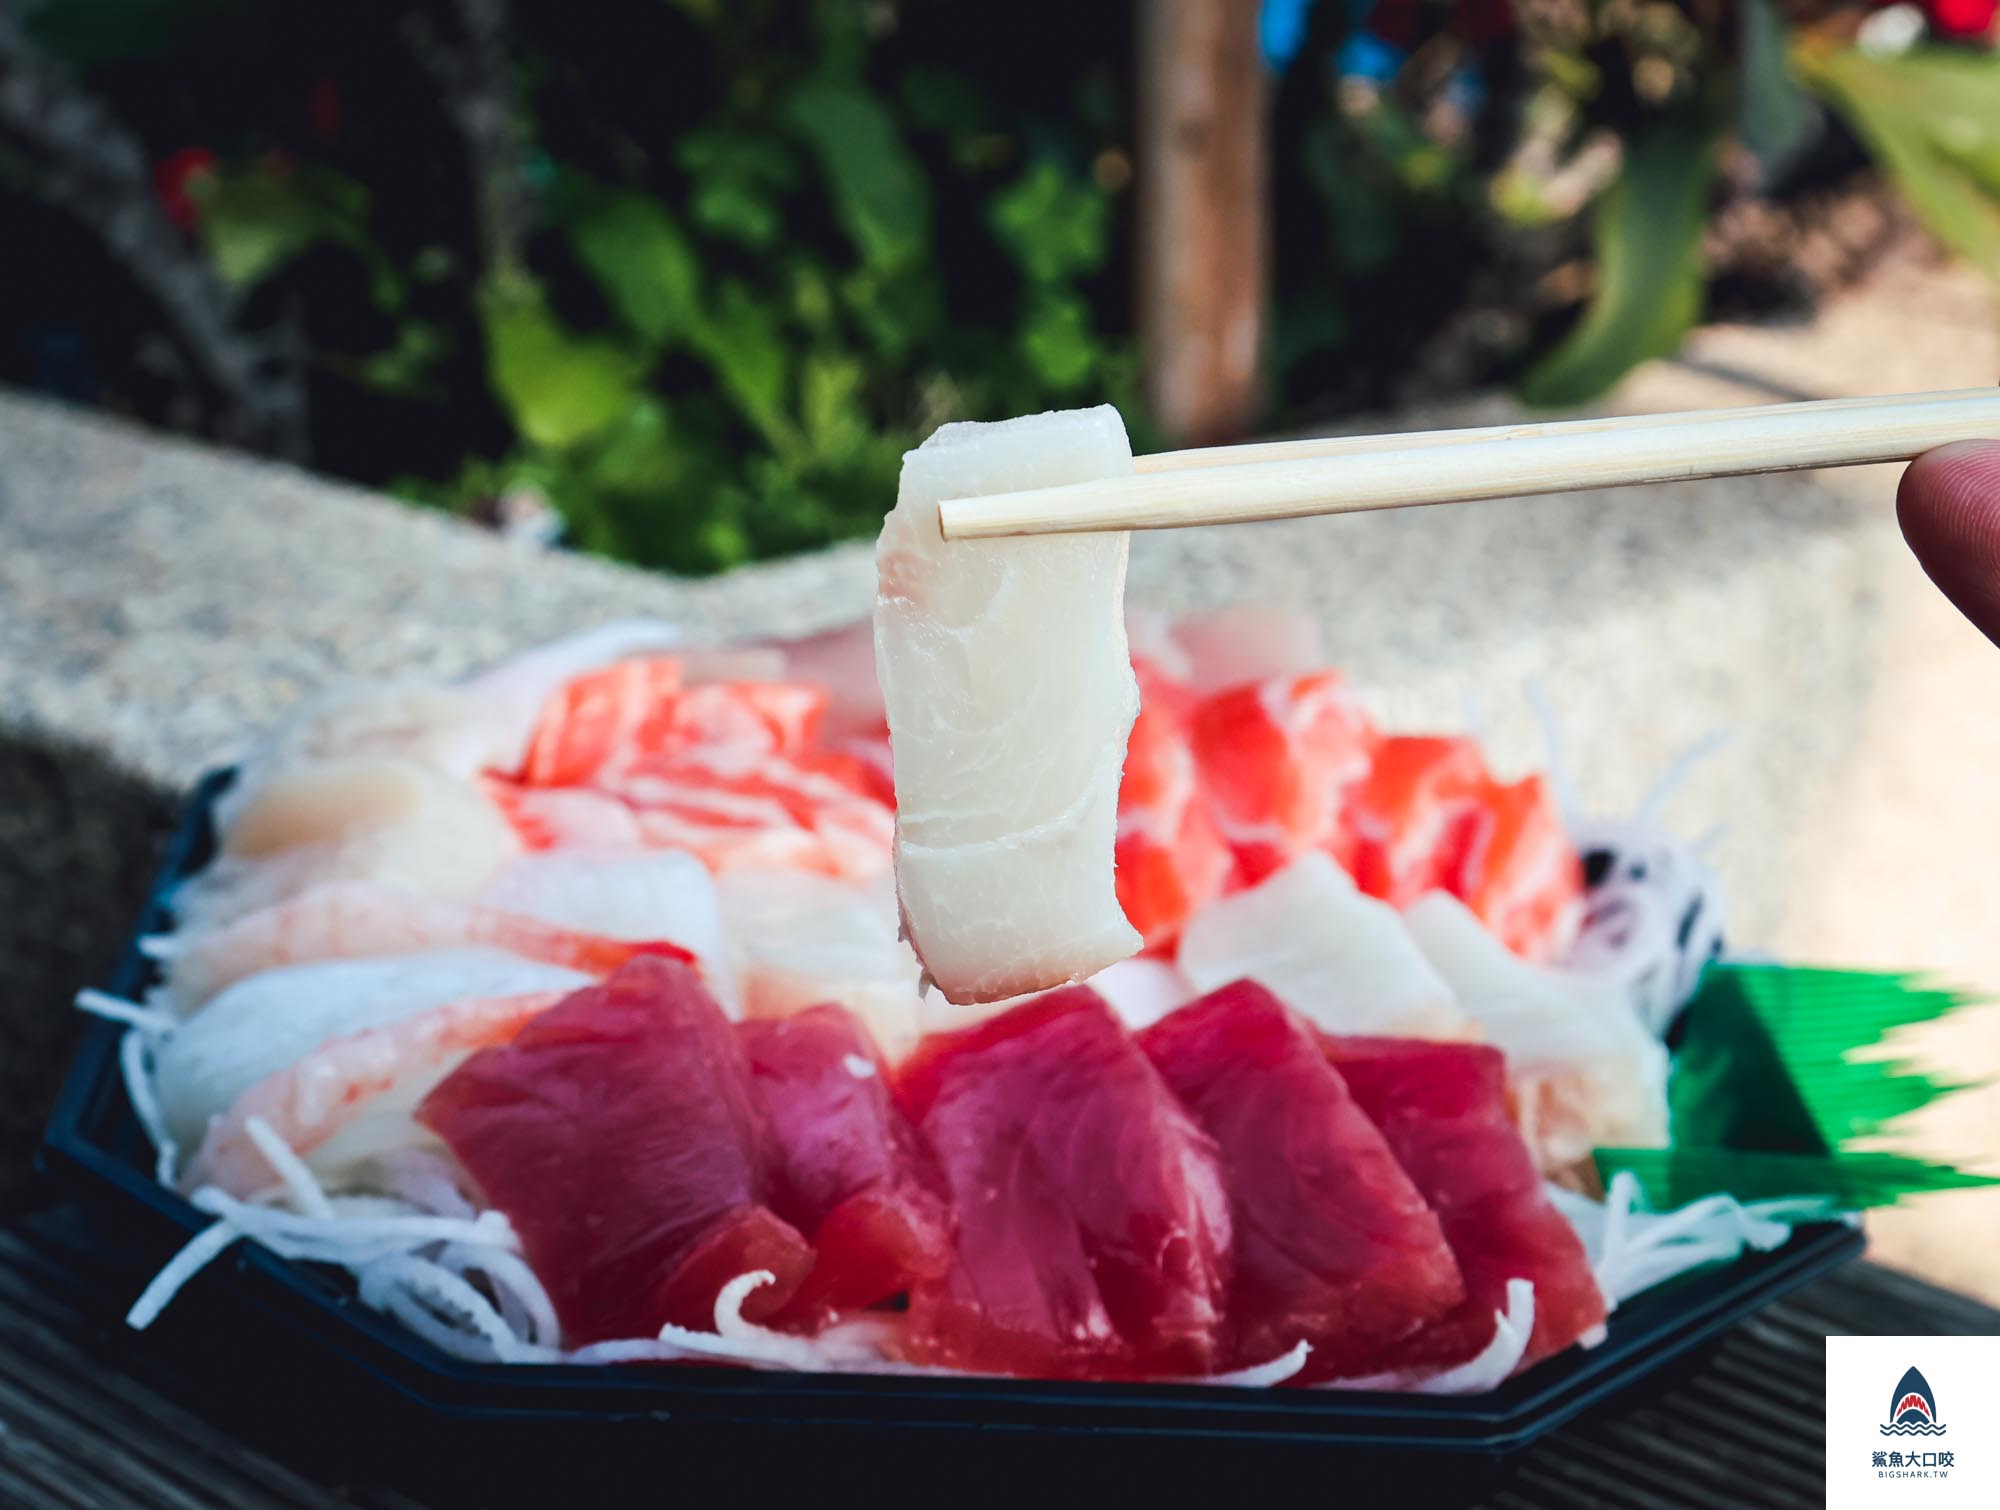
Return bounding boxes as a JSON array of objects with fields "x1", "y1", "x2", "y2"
[
  {"x1": 419, "y1": 958, "x2": 812, "y2": 1344},
  {"x1": 741, "y1": 1005, "x2": 953, "y2": 1328},
  {"x1": 874, "y1": 407, "x2": 1143, "y2": 1004},
  {"x1": 1138, "y1": 982, "x2": 1464, "y2": 1381},
  {"x1": 892, "y1": 987, "x2": 1232, "y2": 1377},
  {"x1": 1323, "y1": 1036, "x2": 1606, "y2": 1377}
]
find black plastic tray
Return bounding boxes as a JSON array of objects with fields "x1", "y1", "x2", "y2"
[{"x1": 39, "y1": 769, "x2": 1864, "y2": 1495}]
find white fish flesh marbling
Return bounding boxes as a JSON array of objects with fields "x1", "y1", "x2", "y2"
[{"x1": 874, "y1": 406, "x2": 1142, "y2": 1004}]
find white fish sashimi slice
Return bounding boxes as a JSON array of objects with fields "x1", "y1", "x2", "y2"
[
  {"x1": 1403, "y1": 891, "x2": 1670, "y2": 1174},
  {"x1": 214, "y1": 687, "x2": 527, "y2": 842},
  {"x1": 479, "y1": 850, "x2": 736, "y2": 1010},
  {"x1": 717, "y1": 869, "x2": 921, "y2": 1057},
  {"x1": 154, "y1": 949, "x2": 590, "y2": 1152},
  {"x1": 875, "y1": 406, "x2": 1142, "y2": 1005},
  {"x1": 183, "y1": 988, "x2": 565, "y2": 1199},
  {"x1": 1178, "y1": 853, "x2": 1475, "y2": 1039},
  {"x1": 181, "y1": 761, "x2": 521, "y2": 931}
]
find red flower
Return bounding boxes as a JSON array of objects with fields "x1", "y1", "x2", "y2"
[
  {"x1": 1925, "y1": 0, "x2": 1998, "y2": 36},
  {"x1": 153, "y1": 148, "x2": 217, "y2": 231}
]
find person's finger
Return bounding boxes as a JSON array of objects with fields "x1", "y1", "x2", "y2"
[{"x1": 1897, "y1": 440, "x2": 2000, "y2": 648}]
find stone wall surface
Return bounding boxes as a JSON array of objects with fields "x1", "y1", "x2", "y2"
[{"x1": 2, "y1": 254, "x2": 1996, "y2": 1293}]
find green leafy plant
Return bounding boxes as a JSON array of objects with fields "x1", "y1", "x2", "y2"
[{"x1": 13, "y1": 1, "x2": 2000, "y2": 572}]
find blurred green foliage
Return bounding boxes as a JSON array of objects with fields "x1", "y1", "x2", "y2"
[{"x1": 14, "y1": 1, "x2": 2000, "y2": 573}]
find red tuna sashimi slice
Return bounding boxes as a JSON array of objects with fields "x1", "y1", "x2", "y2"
[
  {"x1": 1190, "y1": 672, "x2": 1378, "y2": 885},
  {"x1": 894, "y1": 987, "x2": 1232, "y2": 1377},
  {"x1": 739, "y1": 1005, "x2": 953, "y2": 1326},
  {"x1": 418, "y1": 957, "x2": 811, "y2": 1345},
  {"x1": 1137, "y1": 981, "x2": 1463, "y2": 1379},
  {"x1": 1117, "y1": 659, "x2": 1234, "y2": 947},
  {"x1": 1321, "y1": 1035, "x2": 1605, "y2": 1374}
]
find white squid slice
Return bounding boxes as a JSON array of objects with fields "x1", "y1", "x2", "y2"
[
  {"x1": 1403, "y1": 891, "x2": 1670, "y2": 1174},
  {"x1": 1178, "y1": 852, "x2": 1475, "y2": 1039},
  {"x1": 154, "y1": 948, "x2": 589, "y2": 1152}
]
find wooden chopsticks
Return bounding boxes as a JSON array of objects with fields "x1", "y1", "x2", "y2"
[{"x1": 935, "y1": 388, "x2": 2000, "y2": 541}]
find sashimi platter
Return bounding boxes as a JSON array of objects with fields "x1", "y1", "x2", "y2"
[{"x1": 83, "y1": 406, "x2": 1989, "y2": 1398}]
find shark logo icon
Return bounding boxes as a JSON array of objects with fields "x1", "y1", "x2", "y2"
[{"x1": 1882, "y1": 1366, "x2": 1947, "y2": 1437}]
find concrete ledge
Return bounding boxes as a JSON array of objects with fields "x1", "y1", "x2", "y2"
[{"x1": 3, "y1": 257, "x2": 1998, "y2": 1289}]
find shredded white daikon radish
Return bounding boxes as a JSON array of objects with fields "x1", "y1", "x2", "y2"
[
  {"x1": 1318, "y1": 1280, "x2": 1536, "y2": 1395},
  {"x1": 367, "y1": 1147, "x2": 479, "y2": 1218},
  {"x1": 1192, "y1": 1341, "x2": 1312, "y2": 1388},
  {"x1": 76, "y1": 989, "x2": 179, "y2": 1034},
  {"x1": 1408, "y1": 1281, "x2": 1536, "y2": 1394},
  {"x1": 125, "y1": 1218, "x2": 242, "y2": 1330},
  {"x1": 1528, "y1": 702, "x2": 1729, "y2": 1034},
  {"x1": 1548, "y1": 1170, "x2": 1818, "y2": 1308},
  {"x1": 116, "y1": 1026, "x2": 180, "y2": 1186},
  {"x1": 357, "y1": 1253, "x2": 546, "y2": 1362},
  {"x1": 437, "y1": 1240, "x2": 563, "y2": 1347},
  {"x1": 243, "y1": 1116, "x2": 335, "y2": 1219}
]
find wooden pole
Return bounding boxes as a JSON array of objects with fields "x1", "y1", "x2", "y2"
[{"x1": 1136, "y1": 0, "x2": 1269, "y2": 447}]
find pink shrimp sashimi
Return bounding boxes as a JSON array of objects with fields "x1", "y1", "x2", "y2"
[
  {"x1": 514, "y1": 656, "x2": 686, "y2": 788},
  {"x1": 1137, "y1": 981, "x2": 1464, "y2": 1381},
  {"x1": 1189, "y1": 672, "x2": 1379, "y2": 886},
  {"x1": 1322, "y1": 1036, "x2": 1606, "y2": 1375},
  {"x1": 1116, "y1": 658, "x2": 1234, "y2": 949},
  {"x1": 183, "y1": 989, "x2": 566, "y2": 1198},
  {"x1": 740, "y1": 1005, "x2": 953, "y2": 1329},
  {"x1": 515, "y1": 658, "x2": 825, "y2": 789},
  {"x1": 418, "y1": 957, "x2": 812, "y2": 1345},
  {"x1": 892, "y1": 986, "x2": 1232, "y2": 1379},
  {"x1": 159, "y1": 881, "x2": 694, "y2": 1011}
]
